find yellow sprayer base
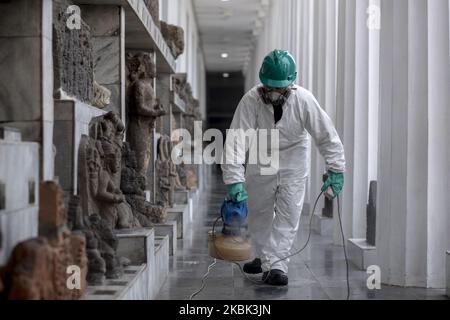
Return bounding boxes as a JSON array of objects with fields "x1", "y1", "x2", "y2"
[{"x1": 208, "y1": 231, "x2": 251, "y2": 262}]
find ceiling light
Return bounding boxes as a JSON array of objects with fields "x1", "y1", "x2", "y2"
[
  {"x1": 221, "y1": 53, "x2": 229, "y2": 58},
  {"x1": 222, "y1": 9, "x2": 233, "y2": 18},
  {"x1": 223, "y1": 73, "x2": 230, "y2": 78}
]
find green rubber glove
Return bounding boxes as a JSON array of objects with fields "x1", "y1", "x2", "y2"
[
  {"x1": 226, "y1": 183, "x2": 248, "y2": 203},
  {"x1": 321, "y1": 171, "x2": 344, "y2": 199}
]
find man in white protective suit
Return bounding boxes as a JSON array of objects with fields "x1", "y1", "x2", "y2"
[{"x1": 221, "y1": 50, "x2": 346, "y2": 286}]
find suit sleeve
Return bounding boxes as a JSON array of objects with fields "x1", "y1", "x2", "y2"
[
  {"x1": 221, "y1": 93, "x2": 258, "y2": 185},
  {"x1": 301, "y1": 92, "x2": 346, "y2": 173}
]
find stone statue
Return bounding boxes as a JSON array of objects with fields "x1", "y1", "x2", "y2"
[
  {"x1": 95, "y1": 139, "x2": 129, "y2": 229},
  {"x1": 186, "y1": 168, "x2": 198, "y2": 190},
  {"x1": 126, "y1": 52, "x2": 166, "y2": 177},
  {"x1": 173, "y1": 73, "x2": 188, "y2": 102},
  {"x1": 172, "y1": 163, "x2": 185, "y2": 191},
  {"x1": 160, "y1": 21, "x2": 185, "y2": 59},
  {"x1": 183, "y1": 83, "x2": 197, "y2": 136},
  {"x1": 92, "y1": 81, "x2": 112, "y2": 109},
  {"x1": 88, "y1": 214, "x2": 124, "y2": 280},
  {"x1": 155, "y1": 136, "x2": 176, "y2": 207},
  {"x1": 86, "y1": 112, "x2": 133, "y2": 229},
  {"x1": 167, "y1": 139, "x2": 186, "y2": 191},
  {"x1": 76, "y1": 111, "x2": 137, "y2": 283},
  {"x1": 68, "y1": 196, "x2": 106, "y2": 285},
  {"x1": 0, "y1": 182, "x2": 87, "y2": 300},
  {"x1": 177, "y1": 163, "x2": 188, "y2": 190},
  {"x1": 121, "y1": 142, "x2": 167, "y2": 225},
  {"x1": 89, "y1": 111, "x2": 125, "y2": 186},
  {"x1": 171, "y1": 74, "x2": 200, "y2": 191},
  {"x1": 193, "y1": 98, "x2": 202, "y2": 121}
]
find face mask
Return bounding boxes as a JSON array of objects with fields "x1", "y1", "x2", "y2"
[
  {"x1": 258, "y1": 86, "x2": 293, "y2": 106},
  {"x1": 269, "y1": 92, "x2": 283, "y2": 102}
]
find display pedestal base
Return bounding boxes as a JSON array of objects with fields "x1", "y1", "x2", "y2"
[
  {"x1": 154, "y1": 220, "x2": 177, "y2": 256},
  {"x1": 154, "y1": 236, "x2": 170, "y2": 293},
  {"x1": 446, "y1": 251, "x2": 450, "y2": 297},
  {"x1": 167, "y1": 204, "x2": 189, "y2": 239},
  {"x1": 312, "y1": 212, "x2": 333, "y2": 236},
  {"x1": 83, "y1": 265, "x2": 148, "y2": 300},
  {"x1": 0, "y1": 131, "x2": 39, "y2": 265},
  {"x1": 348, "y1": 238, "x2": 377, "y2": 270},
  {"x1": 83, "y1": 227, "x2": 169, "y2": 300}
]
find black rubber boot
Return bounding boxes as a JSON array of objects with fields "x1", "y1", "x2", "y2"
[
  {"x1": 243, "y1": 258, "x2": 263, "y2": 274},
  {"x1": 262, "y1": 269, "x2": 289, "y2": 286}
]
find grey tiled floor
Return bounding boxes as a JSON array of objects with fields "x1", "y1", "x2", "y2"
[{"x1": 157, "y1": 168, "x2": 448, "y2": 300}]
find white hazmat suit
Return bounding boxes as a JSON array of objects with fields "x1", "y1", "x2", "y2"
[{"x1": 222, "y1": 84, "x2": 345, "y2": 273}]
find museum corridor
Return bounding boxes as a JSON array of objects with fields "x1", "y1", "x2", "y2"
[
  {"x1": 157, "y1": 168, "x2": 447, "y2": 300},
  {"x1": 0, "y1": 0, "x2": 449, "y2": 302}
]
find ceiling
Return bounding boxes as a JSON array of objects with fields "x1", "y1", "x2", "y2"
[{"x1": 193, "y1": 0, "x2": 270, "y2": 73}]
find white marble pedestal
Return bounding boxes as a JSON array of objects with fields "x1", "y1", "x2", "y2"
[
  {"x1": 167, "y1": 204, "x2": 189, "y2": 239},
  {"x1": 446, "y1": 251, "x2": 450, "y2": 297},
  {"x1": 154, "y1": 235, "x2": 170, "y2": 293},
  {"x1": 0, "y1": 129, "x2": 39, "y2": 265},
  {"x1": 154, "y1": 220, "x2": 177, "y2": 256},
  {"x1": 347, "y1": 238, "x2": 377, "y2": 270}
]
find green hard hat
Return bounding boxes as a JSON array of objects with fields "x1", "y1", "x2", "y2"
[{"x1": 259, "y1": 50, "x2": 297, "y2": 88}]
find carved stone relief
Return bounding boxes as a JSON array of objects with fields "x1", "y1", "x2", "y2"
[
  {"x1": 160, "y1": 21, "x2": 185, "y2": 59},
  {"x1": 0, "y1": 182, "x2": 87, "y2": 300},
  {"x1": 126, "y1": 52, "x2": 166, "y2": 177},
  {"x1": 53, "y1": 0, "x2": 94, "y2": 103},
  {"x1": 121, "y1": 142, "x2": 166, "y2": 225}
]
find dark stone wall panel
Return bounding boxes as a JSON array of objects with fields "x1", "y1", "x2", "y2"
[{"x1": 53, "y1": 0, "x2": 94, "y2": 103}]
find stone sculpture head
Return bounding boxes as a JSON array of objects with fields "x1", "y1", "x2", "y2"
[
  {"x1": 172, "y1": 27, "x2": 185, "y2": 58},
  {"x1": 127, "y1": 52, "x2": 156, "y2": 82},
  {"x1": 161, "y1": 22, "x2": 185, "y2": 59}
]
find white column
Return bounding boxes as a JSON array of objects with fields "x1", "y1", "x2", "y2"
[
  {"x1": 291, "y1": 0, "x2": 300, "y2": 62},
  {"x1": 377, "y1": 0, "x2": 450, "y2": 288},
  {"x1": 426, "y1": 0, "x2": 449, "y2": 287},
  {"x1": 325, "y1": 0, "x2": 338, "y2": 123},
  {"x1": 336, "y1": 0, "x2": 356, "y2": 238},
  {"x1": 42, "y1": 0, "x2": 54, "y2": 181},
  {"x1": 300, "y1": 0, "x2": 313, "y2": 206},
  {"x1": 323, "y1": 0, "x2": 341, "y2": 243},
  {"x1": 307, "y1": 0, "x2": 315, "y2": 91},
  {"x1": 349, "y1": 0, "x2": 372, "y2": 239},
  {"x1": 300, "y1": 0, "x2": 311, "y2": 89},
  {"x1": 309, "y1": 0, "x2": 327, "y2": 214},
  {"x1": 368, "y1": 0, "x2": 380, "y2": 183}
]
